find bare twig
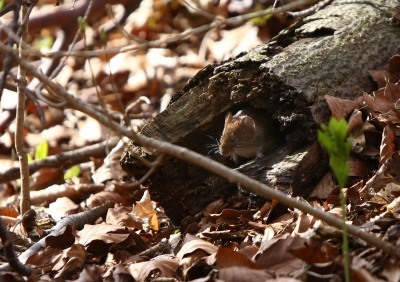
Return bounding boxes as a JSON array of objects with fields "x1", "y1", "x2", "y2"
[
  {"x1": 179, "y1": 0, "x2": 218, "y2": 20},
  {"x1": 0, "y1": 201, "x2": 113, "y2": 272},
  {"x1": 0, "y1": 0, "x2": 21, "y2": 100},
  {"x1": 8, "y1": 43, "x2": 400, "y2": 260},
  {"x1": 117, "y1": 153, "x2": 164, "y2": 190},
  {"x1": 0, "y1": 217, "x2": 32, "y2": 276},
  {"x1": 34, "y1": 0, "x2": 95, "y2": 102},
  {"x1": 125, "y1": 96, "x2": 152, "y2": 116},
  {"x1": 105, "y1": 4, "x2": 147, "y2": 43},
  {"x1": 15, "y1": 3, "x2": 30, "y2": 215},
  {"x1": 286, "y1": 0, "x2": 334, "y2": 18},
  {"x1": 0, "y1": 138, "x2": 119, "y2": 184},
  {"x1": 0, "y1": 0, "x2": 316, "y2": 59}
]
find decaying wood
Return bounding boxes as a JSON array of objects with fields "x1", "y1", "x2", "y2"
[{"x1": 121, "y1": 0, "x2": 400, "y2": 224}]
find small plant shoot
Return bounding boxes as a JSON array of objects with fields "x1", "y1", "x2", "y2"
[
  {"x1": 318, "y1": 117, "x2": 351, "y2": 282},
  {"x1": 318, "y1": 117, "x2": 351, "y2": 188}
]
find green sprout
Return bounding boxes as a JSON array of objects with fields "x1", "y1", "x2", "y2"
[{"x1": 318, "y1": 117, "x2": 351, "y2": 282}]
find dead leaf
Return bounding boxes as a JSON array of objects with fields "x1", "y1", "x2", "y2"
[
  {"x1": 202, "y1": 198, "x2": 225, "y2": 216},
  {"x1": 25, "y1": 247, "x2": 64, "y2": 273},
  {"x1": 218, "y1": 266, "x2": 274, "y2": 281},
  {"x1": 54, "y1": 244, "x2": 87, "y2": 278},
  {"x1": 215, "y1": 246, "x2": 259, "y2": 269},
  {"x1": 77, "y1": 224, "x2": 147, "y2": 256},
  {"x1": 347, "y1": 154, "x2": 368, "y2": 177},
  {"x1": 106, "y1": 206, "x2": 143, "y2": 229},
  {"x1": 387, "y1": 151, "x2": 400, "y2": 181},
  {"x1": 387, "y1": 55, "x2": 400, "y2": 75},
  {"x1": 133, "y1": 190, "x2": 159, "y2": 231},
  {"x1": 310, "y1": 172, "x2": 336, "y2": 199},
  {"x1": 177, "y1": 234, "x2": 218, "y2": 259},
  {"x1": 127, "y1": 259, "x2": 180, "y2": 282},
  {"x1": 87, "y1": 191, "x2": 125, "y2": 208},
  {"x1": 379, "y1": 126, "x2": 395, "y2": 168},
  {"x1": 384, "y1": 82, "x2": 400, "y2": 103},
  {"x1": 370, "y1": 70, "x2": 399, "y2": 89},
  {"x1": 46, "y1": 197, "x2": 80, "y2": 221},
  {"x1": 347, "y1": 109, "x2": 364, "y2": 133},
  {"x1": 255, "y1": 235, "x2": 306, "y2": 275},
  {"x1": 324, "y1": 95, "x2": 359, "y2": 119},
  {"x1": 92, "y1": 139, "x2": 128, "y2": 183},
  {"x1": 289, "y1": 239, "x2": 336, "y2": 264}
]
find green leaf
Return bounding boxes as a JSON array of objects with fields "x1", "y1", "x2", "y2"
[
  {"x1": 27, "y1": 153, "x2": 33, "y2": 163},
  {"x1": 35, "y1": 141, "x2": 49, "y2": 160},
  {"x1": 0, "y1": 0, "x2": 6, "y2": 10},
  {"x1": 64, "y1": 166, "x2": 81, "y2": 180},
  {"x1": 35, "y1": 35, "x2": 54, "y2": 51},
  {"x1": 77, "y1": 16, "x2": 87, "y2": 31},
  {"x1": 318, "y1": 117, "x2": 351, "y2": 188},
  {"x1": 99, "y1": 28, "x2": 107, "y2": 44}
]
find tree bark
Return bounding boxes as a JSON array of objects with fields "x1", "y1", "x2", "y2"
[{"x1": 121, "y1": 0, "x2": 400, "y2": 224}]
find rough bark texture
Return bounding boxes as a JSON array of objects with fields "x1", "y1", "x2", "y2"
[{"x1": 121, "y1": 0, "x2": 400, "y2": 224}]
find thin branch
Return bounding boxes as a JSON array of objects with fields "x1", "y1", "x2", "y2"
[
  {"x1": 15, "y1": 3, "x2": 30, "y2": 215},
  {"x1": 0, "y1": 0, "x2": 316, "y2": 59},
  {"x1": 286, "y1": 0, "x2": 334, "y2": 18},
  {"x1": 0, "y1": 217, "x2": 32, "y2": 276},
  {"x1": 0, "y1": 201, "x2": 113, "y2": 272},
  {"x1": 0, "y1": 0, "x2": 21, "y2": 100},
  {"x1": 0, "y1": 138, "x2": 119, "y2": 184},
  {"x1": 9, "y1": 43, "x2": 400, "y2": 260},
  {"x1": 117, "y1": 154, "x2": 164, "y2": 190},
  {"x1": 105, "y1": 3, "x2": 147, "y2": 43}
]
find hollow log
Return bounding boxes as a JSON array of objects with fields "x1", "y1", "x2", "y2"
[{"x1": 121, "y1": 0, "x2": 400, "y2": 224}]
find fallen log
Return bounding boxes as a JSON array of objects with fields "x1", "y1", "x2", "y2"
[{"x1": 121, "y1": 0, "x2": 400, "y2": 224}]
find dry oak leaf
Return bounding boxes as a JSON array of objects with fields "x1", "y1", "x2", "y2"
[
  {"x1": 177, "y1": 234, "x2": 218, "y2": 259},
  {"x1": 384, "y1": 82, "x2": 400, "y2": 103},
  {"x1": 215, "y1": 246, "x2": 259, "y2": 269},
  {"x1": 54, "y1": 244, "x2": 87, "y2": 278},
  {"x1": 106, "y1": 206, "x2": 143, "y2": 229},
  {"x1": 76, "y1": 224, "x2": 147, "y2": 255},
  {"x1": 324, "y1": 95, "x2": 359, "y2": 119},
  {"x1": 372, "y1": 93, "x2": 400, "y2": 124},
  {"x1": 387, "y1": 54, "x2": 400, "y2": 75},
  {"x1": 202, "y1": 198, "x2": 225, "y2": 216},
  {"x1": 133, "y1": 190, "x2": 159, "y2": 231},
  {"x1": 348, "y1": 154, "x2": 369, "y2": 177},
  {"x1": 25, "y1": 246, "x2": 64, "y2": 273},
  {"x1": 208, "y1": 208, "x2": 254, "y2": 224},
  {"x1": 347, "y1": 109, "x2": 364, "y2": 134},
  {"x1": 46, "y1": 197, "x2": 80, "y2": 221},
  {"x1": 254, "y1": 234, "x2": 305, "y2": 275},
  {"x1": 128, "y1": 259, "x2": 180, "y2": 282},
  {"x1": 386, "y1": 151, "x2": 400, "y2": 182},
  {"x1": 218, "y1": 266, "x2": 274, "y2": 281},
  {"x1": 289, "y1": 238, "x2": 338, "y2": 264},
  {"x1": 86, "y1": 191, "x2": 125, "y2": 208},
  {"x1": 370, "y1": 70, "x2": 399, "y2": 89}
]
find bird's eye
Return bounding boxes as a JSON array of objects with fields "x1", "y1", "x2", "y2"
[{"x1": 230, "y1": 136, "x2": 236, "y2": 143}]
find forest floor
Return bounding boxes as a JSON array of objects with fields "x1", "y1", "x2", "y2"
[{"x1": 0, "y1": 0, "x2": 400, "y2": 281}]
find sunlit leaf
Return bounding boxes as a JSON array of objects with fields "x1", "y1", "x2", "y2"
[
  {"x1": 64, "y1": 166, "x2": 81, "y2": 180},
  {"x1": 35, "y1": 141, "x2": 49, "y2": 161}
]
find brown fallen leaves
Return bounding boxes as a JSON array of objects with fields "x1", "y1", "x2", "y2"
[{"x1": 1, "y1": 0, "x2": 400, "y2": 279}]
